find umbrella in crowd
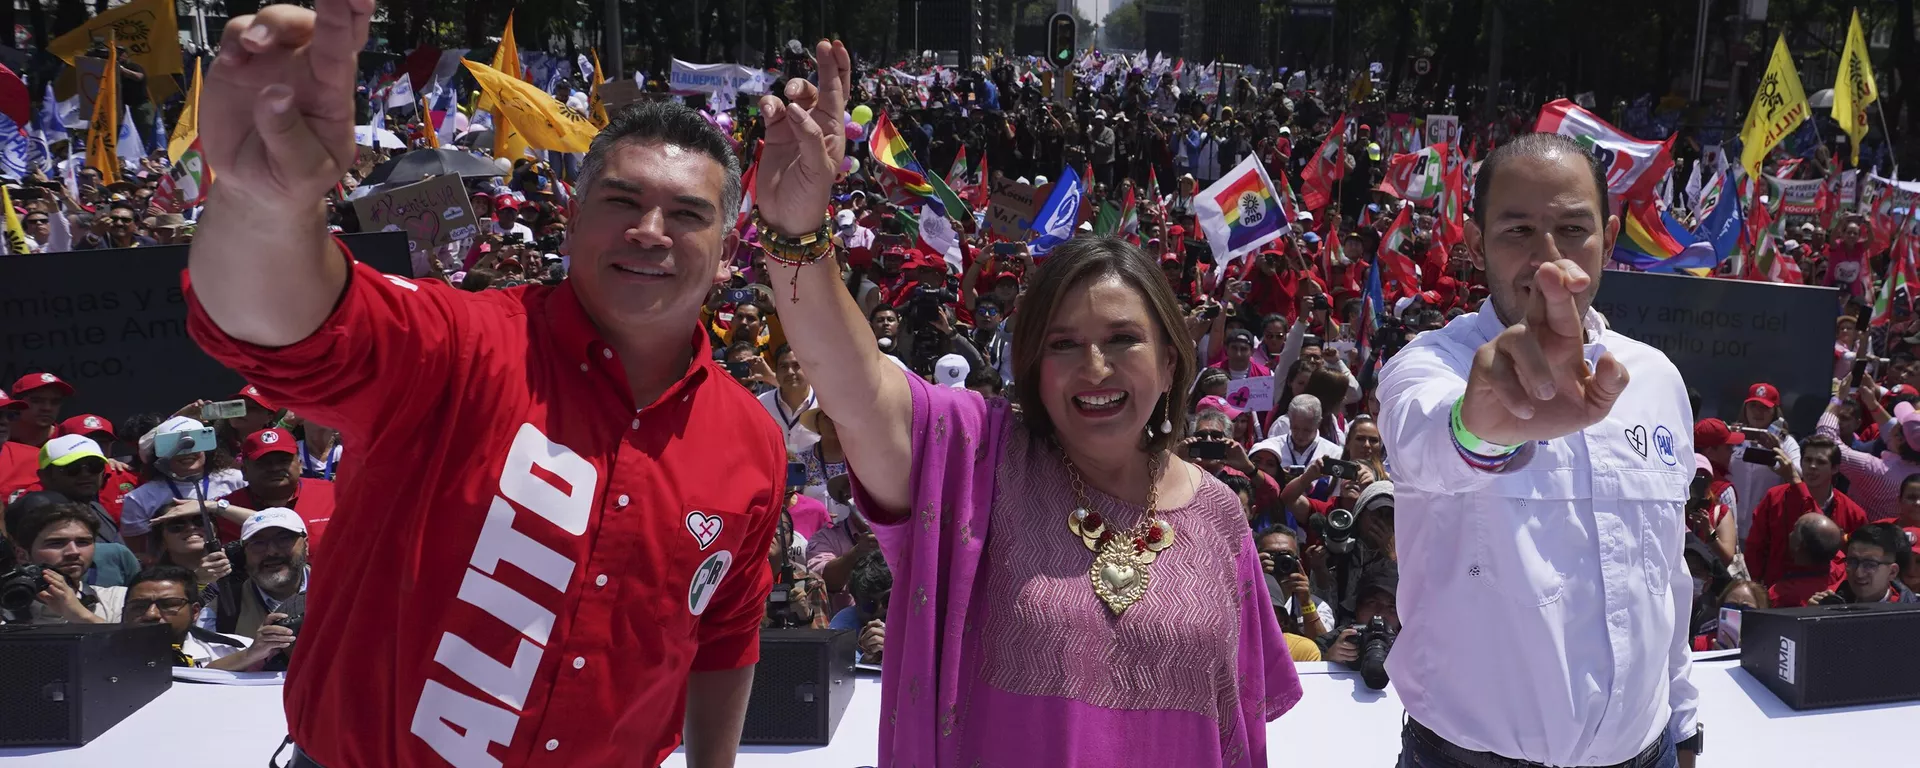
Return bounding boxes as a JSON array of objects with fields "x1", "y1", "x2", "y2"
[
  {"x1": 353, "y1": 125, "x2": 406, "y2": 149},
  {"x1": 362, "y1": 148, "x2": 505, "y2": 186}
]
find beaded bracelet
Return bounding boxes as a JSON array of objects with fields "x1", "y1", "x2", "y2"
[
  {"x1": 751, "y1": 209, "x2": 835, "y2": 302},
  {"x1": 1451, "y1": 397, "x2": 1522, "y2": 471}
]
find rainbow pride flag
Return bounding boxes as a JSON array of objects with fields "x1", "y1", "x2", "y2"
[
  {"x1": 1612, "y1": 197, "x2": 1713, "y2": 273},
  {"x1": 1194, "y1": 153, "x2": 1289, "y2": 265},
  {"x1": 869, "y1": 111, "x2": 969, "y2": 217}
]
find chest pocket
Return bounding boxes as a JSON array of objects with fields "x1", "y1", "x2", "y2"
[
  {"x1": 1620, "y1": 469, "x2": 1686, "y2": 596},
  {"x1": 1471, "y1": 465, "x2": 1577, "y2": 608}
]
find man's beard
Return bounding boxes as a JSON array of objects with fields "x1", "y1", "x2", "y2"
[{"x1": 255, "y1": 559, "x2": 302, "y2": 593}]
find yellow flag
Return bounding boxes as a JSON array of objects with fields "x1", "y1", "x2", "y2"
[
  {"x1": 1739, "y1": 35, "x2": 1810, "y2": 180},
  {"x1": 86, "y1": 39, "x2": 121, "y2": 185},
  {"x1": 464, "y1": 60, "x2": 599, "y2": 153},
  {"x1": 46, "y1": 0, "x2": 183, "y2": 103},
  {"x1": 588, "y1": 49, "x2": 610, "y2": 129},
  {"x1": 1833, "y1": 9, "x2": 1878, "y2": 166},
  {"x1": 169, "y1": 59, "x2": 201, "y2": 162},
  {"x1": 0, "y1": 186, "x2": 27, "y2": 255}
]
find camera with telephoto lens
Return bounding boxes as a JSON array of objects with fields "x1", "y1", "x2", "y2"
[
  {"x1": 1357, "y1": 614, "x2": 1396, "y2": 690},
  {"x1": 1311, "y1": 507, "x2": 1359, "y2": 555},
  {"x1": 0, "y1": 564, "x2": 50, "y2": 613},
  {"x1": 904, "y1": 284, "x2": 958, "y2": 376}
]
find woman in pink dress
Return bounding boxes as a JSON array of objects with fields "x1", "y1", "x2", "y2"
[{"x1": 752, "y1": 41, "x2": 1301, "y2": 768}]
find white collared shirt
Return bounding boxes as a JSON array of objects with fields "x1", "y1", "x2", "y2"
[
  {"x1": 1378, "y1": 300, "x2": 1698, "y2": 766},
  {"x1": 1251, "y1": 432, "x2": 1341, "y2": 471},
  {"x1": 757, "y1": 386, "x2": 820, "y2": 455}
]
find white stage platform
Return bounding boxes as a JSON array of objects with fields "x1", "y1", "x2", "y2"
[{"x1": 1, "y1": 656, "x2": 1907, "y2": 766}]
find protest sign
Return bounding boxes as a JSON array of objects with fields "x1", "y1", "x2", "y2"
[
  {"x1": 1226, "y1": 376, "x2": 1276, "y2": 415},
  {"x1": 1424, "y1": 115, "x2": 1459, "y2": 147},
  {"x1": 0, "y1": 233, "x2": 411, "y2": 424},
  {"x1": 1764, "y1": 175, "x2": 1823, "y2": 216},
  {"x1": 1592, "y1": 271, "x2": 1838, "y2": 433},
  {"x1": 668, "y1": 60, "x2": 772, "y2": 96},
  {"x1": 987, "y1": 179, "x2": 1044, "y2": 241},
  {"x1": 352, "y1": 174, "x2": 480, "y2": 260}
]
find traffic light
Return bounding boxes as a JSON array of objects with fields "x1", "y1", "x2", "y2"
[{"x1": 1047, "y1": 13, "x2": 1076, "y2": 70}]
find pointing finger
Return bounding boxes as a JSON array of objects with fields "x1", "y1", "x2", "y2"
[{"x1": 1535, "y1": 260, "x2": 1586, "y2": 339}]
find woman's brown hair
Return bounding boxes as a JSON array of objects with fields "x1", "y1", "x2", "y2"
[{"x1": 1009, "y1": 237, "x2": 1197, "y2": 455}]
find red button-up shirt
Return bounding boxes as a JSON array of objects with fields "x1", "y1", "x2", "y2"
[
  {"x1": 186, "y1": 250, "x2": 784, "y2": 767},
  {"x1": 1743, "y1": 482, "x2": 1868, "y2": 585},
  {"x1": 217, "y1": 477, "x2": 338, "y2": 550}
]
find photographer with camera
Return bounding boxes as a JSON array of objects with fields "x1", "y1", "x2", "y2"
[
  {"x1": 1256, "y1": 527, "x2": 1331, "y2": 641},
  {"x1": 486, "y1": 195, "x2": 536, "y2": 242},
  {"x1": 1745, "y1": 434, "x2": 1866, "y2": 586},
  {"x1": 1683, "y1": 450, "x2": 1740, "y2": 570},
  {"x1": 1728, "y1": 382, "x2": 1800, "y2": 547},
  {"x1": 120, "y1": 565, "x2": 286, "y2": 670},
  {"x1": 204, "y1": 508, "x2": 309, "y2": 641},
  {"x1": 2, "y1": 500, "x2": 122, "y2": 624},
  {"x1": 1319, "y1": 561, "x2": 1399, "y2": 691},
  {"x1": 826, "y1": 549, "x2": 891, "y2": 666}
]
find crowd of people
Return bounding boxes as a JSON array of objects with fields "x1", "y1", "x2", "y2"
[{"x1": 3, "y1": 7, "x2": 1919, "y2": 766}]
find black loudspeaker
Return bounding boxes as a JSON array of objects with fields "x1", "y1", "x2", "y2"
[
  {"x1": 0, "y1": 623, "x2": 174, "y2": 745},
  {"x1": 741, "y1": 628, "x2": 856, "y2": 745},
  {"x1": 1739, "y1": 602, "x2": 1920, "y2": 710}
]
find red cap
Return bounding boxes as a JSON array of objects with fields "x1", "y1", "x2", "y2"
[
  {"x1": 236, "y1": 385, "x2": 275, "y2": 412},
  {"x1": 1168, "y1": 224, "x2": 1186, "y2": 238},
  {"x1": 1887, "y1": 385, "x2": 1920, "y2": 402},
  {"x1": 1693, "y1": 418, "x2": 1745, "y2": 449},
  {"x1": 1745, "y1": 382, "x2": 1780, "y2": 409},
  {"x1": 0, "y1": 391, "x2": 23, "y2": 411},
  {"x1": 1904, "y1": 527, "x2": 1920, "y2": 558},
  {"x1": 1160, "y1": 251, "x2": 1182, "y2": 264},
  {"x1": 241, "y1": 428, "x2": 297, "y2": 461},
  {"x1": 1418, "y1": 290, "x2": 1443, "y2": 306},
  {"x1": 58, "y1": 414, "x2": 114, "y2": 439},
  {"x1": 493, "y1": 196, "x2": 521, "y2": 212},
  {"x1": 10, "y1": 373, "x2": 74, "y2": 398},
  {"x1": 905, "y1": 249, "x2": 945, "y2": 271}
]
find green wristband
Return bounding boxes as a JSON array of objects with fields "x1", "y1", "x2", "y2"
[{"x1": 1451, "y1": 397, "x2": 1521, "y2": 457}]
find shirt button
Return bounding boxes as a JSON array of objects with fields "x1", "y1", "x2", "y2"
[
  {"x1": 617, "y1": 494, "x2": 630, "y2": 507},
  {"x1": 595, "y1": 574, "x2": 608, "y2": 587},
  {"x1": 573, "y1": 656, "x2": 587, "y2": 670},
  {"x1": 545, "y1": 739, "x2": 559, "y2": 751},
  {"x1": 602, "y1": 348, "x2": 613, "y2": 359},
  {"x1": 578, "y1": 363, "x2": 589, "y2": 372},
  {"x1": 631, "y1": 418, "x2": 640, "y2": 429}
]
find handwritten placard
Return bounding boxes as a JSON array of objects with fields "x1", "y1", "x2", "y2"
[
  {"x1": 351, "y1": 174, "x2": 480, "y2": 256},
  {"x1": 1225, "y1": 376, "x2": 1276, "y2": 414}
]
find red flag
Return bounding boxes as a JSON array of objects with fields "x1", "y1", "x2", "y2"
[
  {"x1": 971, "y1": 153, "x2": 990, "y2": 211},
  {"x1": 1376, "y1": 205, "x2": 1421, "y2": 299},
  {"x1": 1300, "y1": 113, "x2": 1351, "y2": 212},
  {"x1": 0, "y1": 64, "x2": 26, "y2": 130}
]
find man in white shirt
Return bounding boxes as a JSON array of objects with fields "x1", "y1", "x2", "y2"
[
  {"x1": 1254, "y1": 394, "x2": 1342, "y2": 472},
  {"x1": 757, "y1": 344, "x2": 820, "y2": 455},
  {"x1": 1379, "y1": 133, "x2": 1699, "y2": 768}
]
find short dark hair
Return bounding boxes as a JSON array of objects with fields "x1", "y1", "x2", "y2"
[
  {"x1": 1849, "y1": 522, "x2": 1914, "y2": 575},
  {"x1": 12, "y1": 501, "x2": 100, "y2": 548},
  {"x1": 725, "y1": 340, "x2": 758, "y2": 359},
  {"x1": 964, "y1": 367, "x2": 1001, "y2": 394},
  {"x1": 1217, "y1": 471, "x2": 1252, "y2": 497},
  {"x1": 772, "y1": 343, "x2": 796, "y2": 365},
  {"x1": 848, "y1": 549, "x2": 892, "y2": 607},
  {"x1": 1255, "y1": 525, "x2": 1298, "y2": 549},
  {"x1": 1800, "y1": 435, "x2": 1842, "y2": 468},
  {"x1": 868, "y1": 303, "x2": 899, "y2": 320},
  {"x1": 1472, "y1": 132, "x2": 1611, "y2": 226},
  {"x1": 1902, "y1": 473, "x2": 1920, "y2": 497},
  {"x1": 579, "y1": 102, "x2": 744, "y2": 225},
  {"x1": 125, "y1": 564, "x2": 200, "y2": 601}
]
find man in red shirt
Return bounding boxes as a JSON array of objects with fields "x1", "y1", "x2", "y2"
[
  {"x1": 1767, "y1": 513, "x2": 1846, "y2": 608},
  {"x1": 187, "y1": 4, "x2": 791, "y2": 765},
  {"x1": 56, "y1": 414, "x2": 139, "y2": 523},
  {"x1": 0, "y1": 391, "x2": 36, "y2": 503},
  {"x1": 215, "y1": 428, "x2": 337, "y2": 547},
  {"x1": 8, "y1": 373, "x2": 73, "y2": 449},
  {"x1": 1745, "y1": 434, "x2": 1868, "y2": 584}
]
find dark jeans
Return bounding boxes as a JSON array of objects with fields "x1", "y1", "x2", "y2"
[{"x1": 1398, "y1": 721, "x2": 1676, "y2": 768}]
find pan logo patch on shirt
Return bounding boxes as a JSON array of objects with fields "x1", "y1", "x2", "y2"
[{"x1": 1652, "y1": 426, "x2": 1678, "y2": 466}]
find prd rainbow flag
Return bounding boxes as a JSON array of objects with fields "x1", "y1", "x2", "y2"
[{"x1": 1194, "y1": 153, "x2": 1290, "y2": 265}]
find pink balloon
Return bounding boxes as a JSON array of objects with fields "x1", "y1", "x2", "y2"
[
  {"x1": 846, "y1": 122, "x2": 866, "y2": 141},
  {"x1": 839, "y1": 154, "x2": 855, "y2": 174}
]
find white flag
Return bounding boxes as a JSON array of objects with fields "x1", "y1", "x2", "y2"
[{"x1": 118, "y1": 106, "x2": 146, "y2": 164}]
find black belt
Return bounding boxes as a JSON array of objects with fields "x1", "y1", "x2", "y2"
[
  {"x1": 1404, "y1": 718, "x2": 1667, "y2": 768},
  {"x1": 289, "y1": 748, "x2": 325, "y2": 768}
]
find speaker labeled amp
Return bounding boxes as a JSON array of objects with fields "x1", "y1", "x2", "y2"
[
  {"x1": 0, "y1": 623, "x2": 174, "y2": 745},
  {"x1": 741, "y1": 628, "x2": 855, "y2": 745},
  {"x1": 1739, "y1": 602, "x2": 1920, "y2": 710}
]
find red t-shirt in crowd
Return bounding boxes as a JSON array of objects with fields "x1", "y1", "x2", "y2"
[
  {"x1": 185, "y1": 246, "x2": 785, "y2": 768},
  {"x1": 0, "y1": 442, "x2": 39, "y2": 505},
  {"x1": 1246, "y1": 265, "x2": 1303, "y2": 320},
  {"x1": 1768, "y1": 568, "x2": 1834, "y2": 608},
  {"x1": 1743, "y1": 482, "x2": 1868, "y2": 585},
  {"x1": 1826, "y1": 240, "x2": 1868, "y2": 297},
  {"x1": 218, "y1": 478, "x2": 339, "y2": 550}
]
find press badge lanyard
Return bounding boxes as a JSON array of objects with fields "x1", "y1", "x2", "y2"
[
  {"x1": 776, "y1": 391, "x2": 816, "y2": 432},
  {"x1": 165, "y1": 475, "x2": 211, "y2": 503},
  {"x1": 298, "y1": 441, "x2": 337, "y2": 481}
]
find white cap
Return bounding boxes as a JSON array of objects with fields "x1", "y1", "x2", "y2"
[
  {"x1": 934, "y1": 354, "x2": 971, "y2": 388},
  {"x1": 1077, "y1": 221, "x2": 1094, "y2": 232},
  {"x1": 1297, "y1": 211, "x2": 1314, "y2": 222},
  {"x1": 38, "y1": 434, "x2": 106, "y2": 470},
  {"x1": 240, "y1": 507, "x2": 308, "y2": 541},
  {"x1": 1393, "y1": 296, "x2": 1416, "y2": 318},
  {"x1": 835, "y1": 209, "x2": 856, "y2": 228},
  {"x1": 1034, "y1": 175, "x2": 1049, "y2": 186},
  {"x1": 139, "y1": 415, "x2": 207, "y2": 461}
]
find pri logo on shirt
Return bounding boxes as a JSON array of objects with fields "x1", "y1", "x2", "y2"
[{"x1": 687, "y1": 550, "x2": 733, "y2": 616}]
